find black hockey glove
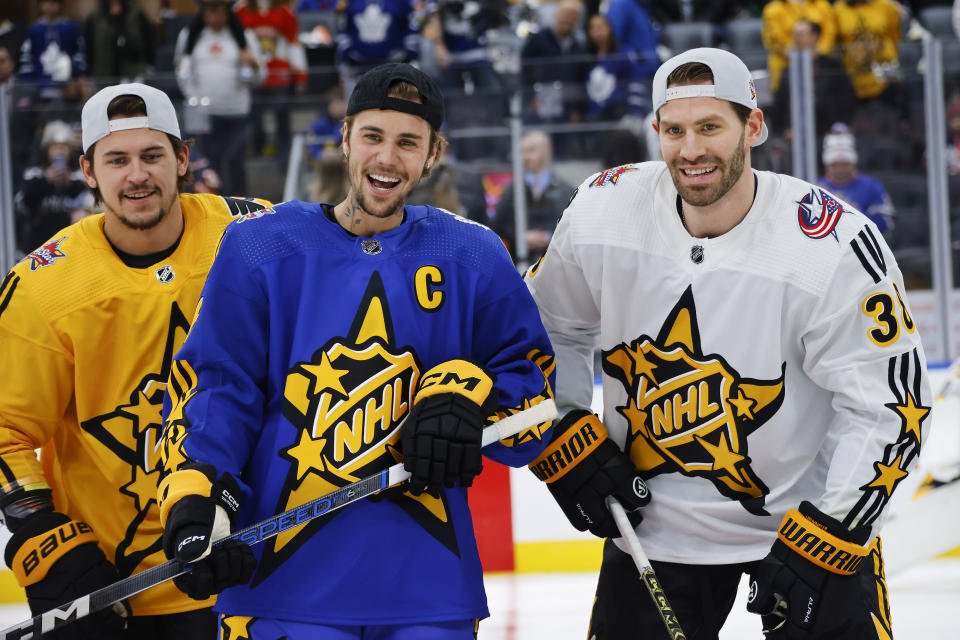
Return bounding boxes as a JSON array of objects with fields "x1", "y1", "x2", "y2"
[
  {"x1": 529, "y1": 410, "x2": 650, "y2": 538},
  {"x1": 158, "y1": 463, "x2": 256, "y2": 600},
  {"x1": 401, "y1": 359, "x2": 499, "y2": 495},
  {"x1": 3, "y1": 492, "x2": 128, "y2": 640},
  {"x1": 746, "y1": 501, "x2": 877, "y2": 638}
]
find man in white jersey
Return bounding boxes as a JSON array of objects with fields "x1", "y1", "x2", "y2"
[{"x1": 524, "y1": 47, "x2": 931, "y2": 638}]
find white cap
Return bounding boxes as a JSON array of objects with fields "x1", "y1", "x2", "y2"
[
  {"x1": 81, "y1": 83, "x2": 180, "y2": 153},
  {"x1": 652, "y1": 47, "x2": 768, "y2": 147},
  {"x1": 822, "y1": 132, "x2": 857, "y2": 164}
]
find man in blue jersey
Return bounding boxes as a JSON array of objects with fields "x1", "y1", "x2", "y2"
[
  {"x1": 156, "y1": 62, "x2": 557, "y2": 640},
  {"x1": 817, "y1": 124, "x2": 896, "y2": 238}
]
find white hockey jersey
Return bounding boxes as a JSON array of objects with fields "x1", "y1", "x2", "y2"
[{"x1": 525, "y1": 162, "x2": 931, "y2": 564}]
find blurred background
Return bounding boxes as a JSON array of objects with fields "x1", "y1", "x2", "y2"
[{"x1": 2, "y1": 2, "x2": 960, "y2": 635}]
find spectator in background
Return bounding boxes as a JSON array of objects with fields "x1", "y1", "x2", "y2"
[
  {"x1": 306, "y1": 87, "x2": 346, "y2": 162},
  {"x1": 307, "y1": 146, "x2": 349, "y2": 204},
  {"x1": 176, "y1": 0, "x2": 264, "y2": 196},
  {"x1": 14, "y1": 120, "x2": 95, "y2": 255},
  {"x1": 818, "y1": 124, "x2": 896, "y2": 237},
  {"x1": 770, "y1": 19, "x2": 856, "y2": 138},
  {"x1": 425, "y1": 0, "x2": 503, "y2": 94},
  {"x1": 235, "y1": 0, "x2": 307, "y2": 169},
  {"x1": 493, "y1": 130, "x2": 574, "y2": 264},
  {"x1": 603, "y1": 0, "x2": 659, "y2": 86},
  {"x1": 521, "y1": 0, "x2": 586, "y2": 156},
  {"x1": 0, "y1": 40, "x2": 36, "y2": 192},
  {"x1": 336, "y1": 0, "x2": 419, "y2": 96},
  {"x1": 762, "y1": 0, "x2": 836, "y2": 93},
  {"x1": 19, "y1": 0, "x2": 88, "y2": 102},
  {"x1": 84, "y1": 0, "x2": 156, "y2": 84},
  {"x1": 425, "y1": 0, "x2": 507, "y2": 160},
  {"x1": 583, "y1": 12, "x2": 636, "y2": 122},
  {"x1": 834, "y1": 0, "x2": 904, "y2": 116}
]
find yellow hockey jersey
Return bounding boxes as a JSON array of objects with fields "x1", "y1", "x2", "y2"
[{"x1": 0, "y1": 193, "x2": 270, "y2": 615}]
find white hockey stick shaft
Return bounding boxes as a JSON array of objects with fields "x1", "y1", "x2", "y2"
[
  {"x1": 606, "y1": 496, "x2": 688, "y2": 640},
  {"x1": 0, "y1": 399, "x2": 557, "y2": 640}
]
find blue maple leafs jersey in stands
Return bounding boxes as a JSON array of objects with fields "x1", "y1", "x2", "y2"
[{"x1": 161, "y1": 201, "x2": 555, "y2": 624}]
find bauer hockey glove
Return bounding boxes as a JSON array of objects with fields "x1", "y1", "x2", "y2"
[
  {"x1": 158, "y1": 462, "x2": 256, "y2": 600},
  {"x1": 2, "y1": 489, "x2": 128, "y2": 639},
  {"x1": 529, "y1": 410, "x2": 650, "y2": 538},
  {"x1": 746, "y1": 501, "x2": 877, "y2": 638},
  {"x1": 401, "y1": 359, "x2": 499, "y2": 495}
]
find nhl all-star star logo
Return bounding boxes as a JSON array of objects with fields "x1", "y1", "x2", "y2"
[
  {"x1": 80, "y1": 301, "x2": 190, "y2": 576},
  {"x1": 27, "y1": 236, "x2": 68, "y2": 271},
  {"x1": 254, "y1": 271, "x2": 461, "y2": 586},
  {"x1": 602, "y1": 286, "x2": 785, "y2": 516}
]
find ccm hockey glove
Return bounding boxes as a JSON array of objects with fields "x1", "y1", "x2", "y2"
[
  {"x1": 158, "y1": 463, "x2": 256, "y2": 600},
  {"x1": 529, "y1": 410, "x2": 650, "y2": 538},
  {"x1": 746, "y1": 501, "x2": 876, "y2": 638},
  {"x1": 2, "y1": 490, "x2": 128, "y2": 640},
  {"x1": 401, "y1": 359, "x2": 499, "y2": 495}
]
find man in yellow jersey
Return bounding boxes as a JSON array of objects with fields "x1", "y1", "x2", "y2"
[{"x1": 0, "y1": 83, "x2": 267, "y2": 639}]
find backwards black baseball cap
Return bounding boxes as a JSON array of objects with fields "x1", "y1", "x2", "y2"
[{"x1": 346, "y1": 63, "x2": 445, "y2": 131}]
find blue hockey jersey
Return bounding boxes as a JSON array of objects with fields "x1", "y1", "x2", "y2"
[
  {"x1": 336, "y1": 0, "x2": 419, "y2": 66},
  {"x1": 161, "y1": 202, "x2": 555, "y2": 624}
]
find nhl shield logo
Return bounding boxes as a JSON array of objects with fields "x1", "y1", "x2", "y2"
[{"x1": 155, "y1": 265, "x2": 175, "y2": 284}]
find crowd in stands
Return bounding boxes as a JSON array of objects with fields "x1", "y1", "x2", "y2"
[{"x1": 3, "y1": 0, "x2": 960, "y2": 268}]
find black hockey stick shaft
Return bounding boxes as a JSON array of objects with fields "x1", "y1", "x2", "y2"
[
  {"x1": 0, "y1": 400, "x2": 556, "y2": 640},
  {"x1": 606, "y1": 497, "x2": 688, "y2": 640}
]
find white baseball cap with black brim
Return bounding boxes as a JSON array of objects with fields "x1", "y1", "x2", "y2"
[
  {"x1": 81, "y1": 83, "x2": 181, "y2": 153},
  {"x1": 652, "y1": 47, "x2": 768, "y2": 147}
]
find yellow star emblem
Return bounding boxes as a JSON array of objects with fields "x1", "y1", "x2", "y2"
[
  {"x1": 219, "y1": 615, "x2": 254, "y2": 640},
  {"x1": 120, "y1": 464, "x2": 161, "y2": 512},
  {"x1": 618, "y1": 396, "x2": 647, "y2": 431},
  {"x1": 728, "y1": 388, "x2": 755, "y2": 419},
  {"x1": 888, "y1": 391, "x2": 929, "y2": 443},
  {"x1": 284, "y1": 428, "x2": 328, "y2": 483},
  {"x1": 302, "y1": 351, "x2": 349, "y2": 401},
  {"x1": 117, "y1": 390, "x2": 162, "y2": 431},
  {"x1": 695, "y1": 431, "x2": 746, "y2": 481},
  {"x1": 628, "y1": 343, "x2": 658, "y2": 387},
  {"x1": 867, "y1": 454, "x2": 908, "y2": 496}
]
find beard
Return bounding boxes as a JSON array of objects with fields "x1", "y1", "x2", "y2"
[
  {"x1": 670, "y1": 129, "x2": 746, "y2": 207},
  {"x1": 107, "y1": 185, "x2": 173, "y2": 231},
  {"x1": 345, "y1": 153, "x2": 422, "y2": 219}
]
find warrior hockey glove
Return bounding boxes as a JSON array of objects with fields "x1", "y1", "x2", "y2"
[
  {"x1": 746, "y1": 501, "x2": 874, "y2": 638},
  {"x1": 529, "y1": 410, "x2": 650, "y2": 538},
  {"x1": 401, "y1": 359, "x2": 499, "y2": 495},
  {"x1": 158, "y1": 462, "x2": 256, "y2": 600},
  {"x1": 3, "y1": 491, "x2": 128, "y2": 640}
]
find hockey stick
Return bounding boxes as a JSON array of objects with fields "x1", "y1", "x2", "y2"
[
  {"x1": 0, "y1": 400, "x2": 557, "y2": 640},
  {"x1": 606, "y1": 496, "x2": 687, "y2": 640}
]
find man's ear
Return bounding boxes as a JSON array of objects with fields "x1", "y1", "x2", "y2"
[
  {"x1": 651, "y1": 120, "x2": 659, "y2": 133},
  {"x1": 177, "y1": 143, "x2": 190, "y2": 178},
  {"x1": 79, "y1": 154, "x2": 98, "y2": 189}
]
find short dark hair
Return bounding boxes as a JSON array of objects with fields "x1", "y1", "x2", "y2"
[
  {"x1": 661, "y1": 62, "x2": 752, "y2": 124},
  {"x1": 83, "y1": 94, "x2": 193, "y2": 206},
  {"x1": 343, "y1": 79, "x2": 446, "y2": 178}
]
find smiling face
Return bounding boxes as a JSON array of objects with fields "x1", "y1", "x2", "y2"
[
  {"x1": 657, "y1": 91, "x2": 759, "y2": 208},
  {"x1": 80, "y1": 124, "x2": 188, "y2": 232},
  {"x1": 341, "y1": 109, "x2": 435, "y2": 220}
]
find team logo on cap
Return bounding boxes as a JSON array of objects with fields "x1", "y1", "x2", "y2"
[
  {"x1": 798, "y1": 188, "x2": 844, "y2": 241},
  {"x1": 27, "y1": 237, "x2": 67, "y2": 271},
  {"x1": 748, "y1": 79, "x2": 757, "y2": 103}
]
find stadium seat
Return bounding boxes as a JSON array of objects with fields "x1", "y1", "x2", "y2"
[
  {"x1": 722, "y1": 17, "x2": 766, "y2": 71},
  {"x1": 661, "y1": 21, "x2": 715, "y2": 54},
  {"x1": 919, "y1": 5, "x2": 956, "y2": 41}
]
